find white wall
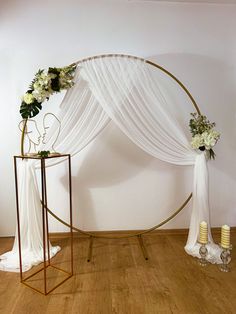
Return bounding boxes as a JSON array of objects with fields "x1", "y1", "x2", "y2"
[{"x1": 0, "y1": 0, "x2": 235, "y2": 236}]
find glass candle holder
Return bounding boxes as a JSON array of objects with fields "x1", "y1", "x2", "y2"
[
  {"x1": 219, "y1": 244, "x2": 232, "y2": 273},
  {"x1": 199, "y1": 243, "x2": 208, "y2": 266}
]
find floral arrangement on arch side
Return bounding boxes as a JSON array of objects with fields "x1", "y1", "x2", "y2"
[
  {"x1": 189, "y1": 112, "x2": 220, "y2": 160},
  {"x1": 20, "y1": 64, "x2": 77, "y2": 119}
]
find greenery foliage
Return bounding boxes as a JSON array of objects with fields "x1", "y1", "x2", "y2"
[
  {"x1": 189, "y1": 113, "x2": 216, "y2": 136},
  {"x1": 38, "y1": 151, "x2": 50, "y2": 158}
]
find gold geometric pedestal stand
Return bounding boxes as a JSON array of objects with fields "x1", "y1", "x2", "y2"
[{"x1": 14, "y1": 154, "x2": 73, "y2": 295}]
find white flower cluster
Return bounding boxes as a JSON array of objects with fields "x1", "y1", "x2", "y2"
[
  {"x1": 21, "y1": 65, "x2": 75, "y2": 105},
  {"x1": 32, "y1": 72, "x2": 55, "y2": 103},
  {"x1": 191, "y1": 129, "x2": 220, "y2": 150},
  {"x1": 22, "y1": 72, "x2": 54, "y2": 104},
  {"x1": 59, "y1": 69, "x2": 74, "y2": 89}
]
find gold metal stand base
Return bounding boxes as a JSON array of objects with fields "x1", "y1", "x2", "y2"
[
  {"x1": 21, "y1": 264, "x2": 73, "y2": 296},
  {"x1": 14, "y1": 155, "x2": 73, "y2": 296},
  {"x1": 86, "y1": 234, "x2": 149, "y2": 262}
]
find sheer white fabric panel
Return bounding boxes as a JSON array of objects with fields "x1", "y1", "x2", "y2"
[
  {"x1": 80, "y1": 58, "x2": 195, "y2": 165},
  {"x1": 185, "y1": 153, "x2": 221, "y2": 263},
  {"x1": 0, "y1": 160, "x2": 60, "y2": 272},
  {"x1": 79, "y1": 56, "x2": 220, "y2": 263},
  {"x1": 40, "y1": 69, "x2": 111, "y2": 160},
  {"x1": 0, "y1": 69, "x2": 110, "y2": 272}
]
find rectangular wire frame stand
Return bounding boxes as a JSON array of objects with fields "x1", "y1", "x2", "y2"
[{"x1": 14, "y1": 154, "x2": 73, "y2": 295}]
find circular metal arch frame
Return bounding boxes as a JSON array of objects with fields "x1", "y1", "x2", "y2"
[{"x1": 20, "y1": 53, "x2": 201, "y2": 239}]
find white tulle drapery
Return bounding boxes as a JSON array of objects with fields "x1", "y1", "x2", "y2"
[
  {"x1": 0, "y1": 72, "x2": 110, "y2": 273},
  {"x1": 0, "y1": 160, "x2": 60, "y2": 272},
  {"x1": 79, "y1": 57, "x2": 221, "y2": 262},
  {"x1": 0, "y1": 55, "x2": 221, "y2": 272},
  {"x1": 41, "y1": 69, "x2": 111, "y2": 158}
]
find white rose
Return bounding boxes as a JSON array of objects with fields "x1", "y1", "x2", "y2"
[
  {"x1": 33, "y1": 82, "x2": 41, "y2": 90},
  {"x1": 23, "y1": 92, "x2": 35, "y2": 104},
  {"x1": 202, "y1": 130, "x2": 220, "y2": 149},
  {"x1": 37, "y1": 73, "x2": 52, "y2": 87},
  {"x1": 210, "y1": 129, "x2": 220, "y2": 140},
  {"x1": 49, "y1": 73, "x2": 57, "y2": 79},
  {"x1": 191, "y1": 134, "x2": 204, "y2": 149},
  {"x1": 59, "y1": 71, "x2": 65, "y2": 78},
  {"x1": 32, "y1": 89, "x2": 51, "y2": 103}
]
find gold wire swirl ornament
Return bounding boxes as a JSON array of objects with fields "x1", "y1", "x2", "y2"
[
  {"x1": 42, "y1": 112, "x2": 61, "y2": 156},
  {"x1": 19, "y1": 119, "x2": 41, "y2": 156},
  {"x1": 19, "y1": 54, "x2": 201, "y2": 240},
  {"x1": 19, "y1": 113, "x2": 61, "y2": 157}
]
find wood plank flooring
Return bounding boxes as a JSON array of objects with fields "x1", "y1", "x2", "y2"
[{"x1": 0, "y1": 231, "x2": 236, "y2": 314}]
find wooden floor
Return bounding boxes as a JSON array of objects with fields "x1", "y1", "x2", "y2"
[{"x1": 0, "y1": 231, "x2": 236, "y2": 314}]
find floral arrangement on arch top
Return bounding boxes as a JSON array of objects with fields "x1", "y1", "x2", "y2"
[
  {"x1": 189, "y1": 112, "x2": 220, "y2": 160},
  {"x1": 20, "y1": 64, "x2": 76, "y2": 119}
]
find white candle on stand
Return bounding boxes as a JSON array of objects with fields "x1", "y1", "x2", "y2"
[
  {"x1": 199, "y1": 221, "x2": 208, "y2": 244},
  {"x1": 221, "y1": 225, "x2": 230, "y2": 249}
]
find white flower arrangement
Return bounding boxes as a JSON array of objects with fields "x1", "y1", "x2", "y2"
[
  {"x1": 20, "y1": 64, "x2": 76, "y2": 119},
  {"x1": 189, "y1": 113, "x2": 220, "y2": 159}
]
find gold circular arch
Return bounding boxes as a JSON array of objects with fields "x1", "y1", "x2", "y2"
[
  {"x1": 20, "y1": 53, "x2": 201, "y2": 239},
  {"x1": 74, "y1": 53, "x2": 200, "y2": 114}
]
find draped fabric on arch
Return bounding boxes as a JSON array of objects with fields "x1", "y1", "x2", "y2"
[{"x1": 0, "y1": 56, "x2": 221, "y2": 272}]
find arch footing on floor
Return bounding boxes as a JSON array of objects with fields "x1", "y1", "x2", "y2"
[{"x1": 45, "y1": 193, "x2": 192, "y2": 261}]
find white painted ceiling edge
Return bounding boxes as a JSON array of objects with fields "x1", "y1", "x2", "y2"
[{"x1": 131, "y1": 0, "x2": 236, "y2": 4}]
